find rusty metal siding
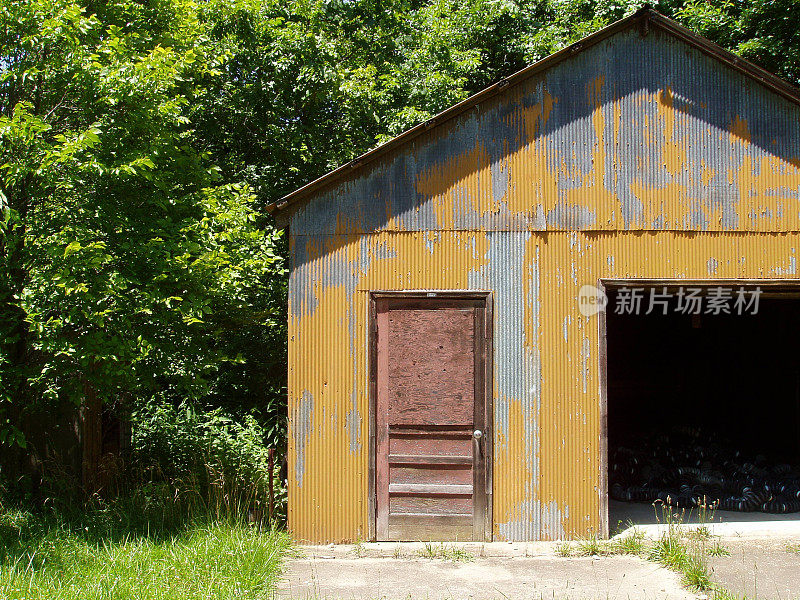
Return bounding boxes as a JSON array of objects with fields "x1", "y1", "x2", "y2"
[
  {"x1": 286, "y1": 25, "x2": 800, "y2": 543},
  {"x1": 290, "y1": 28, "x2": 800, "y2": 237},
  {"x1": 288, "y1": 230, "x2": 800, "y2": 542}
]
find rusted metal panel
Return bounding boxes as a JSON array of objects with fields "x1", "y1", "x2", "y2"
[
  {"x1": 289, "y1": 27, "x2": 800, "y2": 237},
  {"x1": 285, "y1": 18, "x2": 800, "y2": 543},
  {"x1": 287, "y1": 230, "x2": 800, "y2": 542},
  {"x1": 271, "y1": 10, "x2": 800, "y2": 214},
  {"x1": 287, "y1": 232, "x2": 541, "y2": 542}
]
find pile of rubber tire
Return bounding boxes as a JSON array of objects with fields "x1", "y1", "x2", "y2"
[{"x1": 610, "y1": 427, "x2": 800, "y2": 513}]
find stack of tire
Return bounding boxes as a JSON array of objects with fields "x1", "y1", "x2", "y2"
[{"x1": 610, "y1": 427, "x2": 800, "y2": 513}]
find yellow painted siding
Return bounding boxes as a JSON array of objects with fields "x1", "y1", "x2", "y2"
[{"x1": 288, "y1": 231, "x2": 799, "y2": 542}]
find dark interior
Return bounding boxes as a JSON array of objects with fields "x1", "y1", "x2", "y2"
[{"x1": 607, "y1": 288, "x2": 800, "y2": 526}]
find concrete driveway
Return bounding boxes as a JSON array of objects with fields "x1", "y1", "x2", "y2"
[
  {"x1": 276, "y1": 543, "x2": 698, "y2": 600},
  {"x1": 706, "y1": 537, "x2": 800, "y2": 600},
  {"x1": 621, "y1": 516, "x2": 800, "y2": 599}
]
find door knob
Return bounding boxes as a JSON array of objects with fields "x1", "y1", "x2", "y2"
[{"x1": 473, "y1": 429, "x2": 483, "y2": 440}]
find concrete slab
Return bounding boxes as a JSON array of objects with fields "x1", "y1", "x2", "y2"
[
  {"x1": 706, "y1": 538, "x2": 800, "y2": 600},
  {"x1": 611, "y1": 499, "x2": 800, "y2": 539},
  {"x1": 617, "y1": 520, "x2": 800, "y2": 540},
  {"x1": 297, "y1": 542, "x2": 561, "y2": 559},
  {"x1": 613, "y1": 510, "x2": 800, "y2": 600},
  {"x1": 277, "y1": 544, "x2": 699, "y2": 600},
  {"x1": 610, "y1": 500, "x2": 800, "y2": 535}
]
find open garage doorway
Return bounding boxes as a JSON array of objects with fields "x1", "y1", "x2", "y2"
[{"x1": 603, "y1": 281, "x2": 800, "y2": 535}]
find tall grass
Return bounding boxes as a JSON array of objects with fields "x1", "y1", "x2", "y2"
[
  {"x1": 0, "y1": 507, "x2": 290, "y2": 600},
  {"x1": 649, "y1": 527, "x2": 711, "y2": 590},
  {"x1": 127, "y1": 400, "x2": 287, "y2": 529},
  {"x1": 0, "y1": 399, "x2": 291, "y2": 599},
  {"x1": 648, "y1": 500, "x2": 713, "y2": 591}
]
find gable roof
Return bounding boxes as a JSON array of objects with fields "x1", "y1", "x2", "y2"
[{"x1": 268, "y1": 6, "x2": 800, "y2": 215}]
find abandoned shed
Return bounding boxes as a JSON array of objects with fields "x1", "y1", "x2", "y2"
[{"x1": 270, "y1": 8, "x2": 800, "y2": 542}]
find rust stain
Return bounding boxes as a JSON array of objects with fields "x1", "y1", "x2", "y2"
[
  {"x1": 730, "y1": 115, "x2": 752, "y2": 144},
  {"x1": 288, "y1": 228, "x2": 800, "y2": 542}
]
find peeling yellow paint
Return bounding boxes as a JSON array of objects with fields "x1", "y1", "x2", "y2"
[
  {"x1": 288, "y1": 228, "x2": 800, "y2": 542},
  {"x1": 701, "y1": 162, "x2": 715, "y2": 186}
]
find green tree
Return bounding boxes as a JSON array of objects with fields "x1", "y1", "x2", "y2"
[{"x1": 0, "y1": 0, "x2": 284, "y2": 459}]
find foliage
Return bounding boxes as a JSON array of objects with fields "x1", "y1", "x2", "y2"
[
  {"x1": 131, "y1": 399, "x2": 286, "y2": 526},
  {"x1": 192, "y1": 0, "x2": 800, "y2": 209},
  {"x1": 193, "y1": 0, "x2": 546, "y2": 200},
  {"x1": 0, "y1": 0, "x2": 285, "y2": 465},
  {"x1": 0, "y1": 507, "x2": 290, "y2": 600}
]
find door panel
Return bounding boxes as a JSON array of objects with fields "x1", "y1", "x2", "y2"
[
  {"x1": 374, "y1": 296, "x2": 490, "y2": 541},
  {"x1": 389, "y1": 433, "x2": 472, "y2": 456},
  {"x1": 391, "y1": 465, "x2": 473, "y2": 485},
  {"x1": 387, "y1": 309, "x2": 474, "y2": 426}
]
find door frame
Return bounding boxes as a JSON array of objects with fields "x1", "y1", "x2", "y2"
[{"x1": 368, "y1": 290, "x2": 493, "y2": 541}]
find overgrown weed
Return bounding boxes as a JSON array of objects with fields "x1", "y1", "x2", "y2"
[{"x1": 416, "y1": 542, "x2": 473, "y2": 562}]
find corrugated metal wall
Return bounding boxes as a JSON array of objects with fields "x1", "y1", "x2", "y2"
[{"x1": 286, "y1": 26, "x2": 800, "y2": 542}]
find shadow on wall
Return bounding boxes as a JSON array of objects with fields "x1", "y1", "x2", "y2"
[{"x1": 288, "y1": 26, "x2": 800, "y2": 275}]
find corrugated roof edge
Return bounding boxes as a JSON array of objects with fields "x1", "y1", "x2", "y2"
[{"x1": 268, "y1": 6, "x2": 800, "y2": 214}]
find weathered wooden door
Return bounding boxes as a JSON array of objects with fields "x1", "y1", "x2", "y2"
[{"x1": 373, "y1": 294, "x2": 491, "y2": 541}]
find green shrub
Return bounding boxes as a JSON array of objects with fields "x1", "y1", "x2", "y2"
[{"x1": 130, "y1": 399, "x2": 286, "y2": 526}]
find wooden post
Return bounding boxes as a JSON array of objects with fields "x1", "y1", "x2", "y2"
[{"x1": 268, "y1": 447, "x2": 275, "y2": 525}]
